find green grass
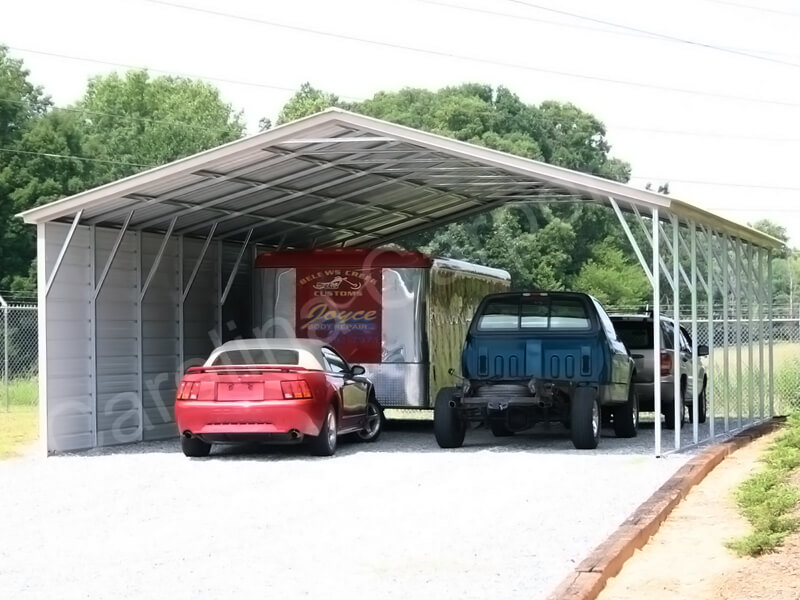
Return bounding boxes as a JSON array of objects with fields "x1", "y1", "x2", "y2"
[
  {"x1": 0, "y1": 378, "x2": 39, "y2": 459},
  {"x1": 726, "y1": 412, "x2": 800, "y2": 556}
]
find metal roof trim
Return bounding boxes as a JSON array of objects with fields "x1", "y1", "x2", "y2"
[{"x1": 17, "y1": 107, "x2": 784, "y2": 250}]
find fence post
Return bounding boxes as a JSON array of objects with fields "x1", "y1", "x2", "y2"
[{"x1": 1, "y1": 295, "x2": 8, "y2": 412}]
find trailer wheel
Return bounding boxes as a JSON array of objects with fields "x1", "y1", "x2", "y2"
[
  {"x1": 613, "y1": 384, "x2": 639, "y2": 438},
  {"x1": 570, "y1": 387, "x2": 600, "y2": 450},
  {"x1": 434, "y1": 387, "x2": 466, "y2": 449}
]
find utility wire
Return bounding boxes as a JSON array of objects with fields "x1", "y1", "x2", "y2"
[
  {"x1": 702, "y1": 0, "x2": 800, "y2": 17},
  {"x1": 132, "y1": 0, "x2": 800, "y2": 108},
  {"x1": 0, "y1": 147, "x2": 154, "y2": 168},
  {"x1": 4, "y1": 94, "x2": 799, "y2": 144},
  {"x1": 412, "y1": 0, "x2": 800, "y2": 59},
  {"x1": 501, "y1": 0, "x2": 800, "y2": 69}
]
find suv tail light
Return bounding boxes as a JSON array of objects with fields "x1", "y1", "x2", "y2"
[
  {"x1": 177, "y1": 381, "x2": 200, "y2": 401},
  {"x1": 660, "y1": 352, "x2": 673, "y2": 376},
  {"x1": 281, "y1": 380, "x2": 313, "y2": 399}
]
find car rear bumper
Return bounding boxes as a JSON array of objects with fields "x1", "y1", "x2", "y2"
[
  {"x1": 635, "y1": 381, "x2": 685, "y2": 410},
  {"x1": 175, "y1": 398, "x2": 325, "y2": 441}
]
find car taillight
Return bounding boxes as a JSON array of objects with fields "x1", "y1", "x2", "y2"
[
  {"x1": 660, "y1": 352, "x2": 673, "y2": 376},
  {"x1": 177, "y1": 381, "x2": 200, "y2": 401},
  {"x1": 281, "y1": 380, "x2": 313, "y2": 399}
]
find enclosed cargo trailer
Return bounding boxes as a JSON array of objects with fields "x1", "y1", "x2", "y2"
[{"x1": 253, "y1": 248, "x2": 510, "y2": 409}]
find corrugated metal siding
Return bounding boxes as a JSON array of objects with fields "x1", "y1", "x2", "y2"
[
  {"x1": 222, "y1": 241, "x2": 252, "y2": 343},
  {"x1": 95, "y1": 228, "x2": 140, "y2": 446},
  {"x1": 182, "y1": 237, "x2": 218, "y2": 369},
  {"x1": 44, "y1": 223, "x2": 93, "y2": 452},
  {"x1": 140, "y1": 233, "x2": 180, "y2": 441}
]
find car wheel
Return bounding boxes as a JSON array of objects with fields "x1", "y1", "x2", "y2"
[
  {"x1": 489, "y1": 419, "x2": 514, "y2": 437},
  {"x1": 613, "y1": 384, "x2": 639, "y2": 438},
  {"x1": 570, "y1": 387, "x2": 600, "y2": 450},
  {"x1": 181, "y1": 436, "x2": 211, "y2": 458},
  {"x1": 309, "y1": 405, "x2": 338, "y2": 456},
  {"x1": 356, "y1": 396, "x2": 383, "y2": 443},
  {"x1": 663, "y1": 383, "x2": 687, "y2": 430},
  {"x1": 434, "y1": 387, "x2": 466, "y2": 449},
  {"x1": 690, "y1": 381, "x2": 708, "y2": 424}
]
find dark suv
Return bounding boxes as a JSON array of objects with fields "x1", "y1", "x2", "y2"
[{"x1": 434, "y1": 292, "x2": 638, "y2": 450}]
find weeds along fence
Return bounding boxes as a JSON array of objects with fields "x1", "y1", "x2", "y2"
[
  {"x1": 1, "y1": 303, "x2": 38, "y2": 412},
  {"x1": 3, "y1": 303, "x2": 799, "y2": 414}
]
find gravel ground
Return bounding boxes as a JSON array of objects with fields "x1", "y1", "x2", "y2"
[{"x1": 0, "y1": 420, "x2": 690, "y2": 600}]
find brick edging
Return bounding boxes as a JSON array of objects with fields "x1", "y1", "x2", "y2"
[{"x1": 546, "y1": 418, "x2": 785, "y2": 600}]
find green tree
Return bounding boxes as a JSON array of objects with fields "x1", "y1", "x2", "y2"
[
  {"x1": 78, "y1": 70, "x2": 245, "y2": 184},
  {"x1": 574, "y1": 238, "x2": 651, "y2": 307},
  {"x1": 0, "y1": 64, "x2": 247, "y2": 292},
  {"x1": 275, "y1": 83, "x2": 341, "y2": 126}
]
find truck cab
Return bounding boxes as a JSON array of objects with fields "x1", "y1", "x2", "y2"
[{"x1": 434, "y1": 291, "x2": 638, "y2": 450}]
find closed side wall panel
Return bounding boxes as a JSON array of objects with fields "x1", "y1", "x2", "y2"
[
  {"x1": 45, "y1": 222, "x2": 93, "y2": 452},
  {"x1": 222, "y1": 241, "x2": 253, "y2": 342},
  {"x1": 183, "y1": 237, "x2": 217, "y2": 369},
  {"x1": 141, "y1": 232, "x2": 179, "y2": 441},
  {"x1": 95, "y1": 228, "x2": 140, "y2": 446}
]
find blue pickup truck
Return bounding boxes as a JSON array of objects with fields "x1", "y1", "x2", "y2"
[{"x1": 434, "y1": 291, "x2": 639, "y2": 449}]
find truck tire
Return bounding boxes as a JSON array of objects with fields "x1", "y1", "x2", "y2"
[
  {"x1": 613, "y1": 384, "x2": 639, "y2": 438},
  {"x1": 570, "y1": 387, "x2": 600, "y2": 450},
  {"x1": 434, "y1": 387, "x2": 466, "y2": 449}
]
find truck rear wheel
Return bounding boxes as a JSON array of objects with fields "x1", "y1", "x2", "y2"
[
  {"x1": 570, "y1": 387, "x2": 600, "y2": 450},
  {"x1": 613, "y1": 385, "x2": 639, "y2": 438},
  {"x1": 434, "y1": 387, "x2": 466, "y2": 449}
]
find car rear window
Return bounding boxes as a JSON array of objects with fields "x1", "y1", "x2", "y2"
[
  {"x1": 212, "y1": 349, "x2": 300, "y2": 366},
  {"x1": 613, "y1": 321, "x2": 653, "y2": 349},
  {"x1": 478, "y1": 296, "x2": 591, "y2": 330}
]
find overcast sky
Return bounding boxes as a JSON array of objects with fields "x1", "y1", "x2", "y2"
[{"x1": 3, "y1": 0, "x2": 799, "y2": 242}]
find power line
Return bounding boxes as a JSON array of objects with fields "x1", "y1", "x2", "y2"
[
  {"x1": 133, "y1": 0, "x2": 800, "y2": 109},
  {"x1": 413, "y1": 0, "x2": 800, "y2": 60},
  {"x1": 501, "y1": 0, "x2": 800, "y2": 69},
  {"x1": 0, "y1": 147, "x2": 154, "y2": 168},
  {"x1": 702, "y1": 0, "x2": 800, "y2": 17},
  {"x1": 0, "y1": 98, "x2": 240, "y2": 136}
]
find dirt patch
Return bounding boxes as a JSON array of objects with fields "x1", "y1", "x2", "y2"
[{"x1": 597, "y1": 430, "x2": 800, "y2": 600}]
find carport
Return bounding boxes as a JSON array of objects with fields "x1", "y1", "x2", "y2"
[{"x1": 18, "y1": 108, "x2": 783, "y2": 455}]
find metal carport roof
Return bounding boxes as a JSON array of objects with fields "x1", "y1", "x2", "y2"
[{"x1": 18, "y1": 108, "x2": 782, "y2": 251}]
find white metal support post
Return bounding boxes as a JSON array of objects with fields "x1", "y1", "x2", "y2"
[
  {"x1": 721, "y1": 235, "x2": 731, "y2": 433},
  {"x1": 690, "y1": 221, "x2": 700, "y2": 444},
  {"x1": 178, "y1": 235, "x2": 184, "y2": 374},
  {"x1": 734, "y1": 240, "x2": 744, "y2": 429},
  {"x1": 758, "y1": 247, "x2": 766, "y2": 420},
  {"x1": 706, "y1": 228, "x2": 715, "y2": 439},
  {"x1": 745, "y1": 244, "x2": 755, "y2": 424},
  {"x1": 136, "y1": 231, "x2": 144, "y2": 442},
  {"x1": 653, "y1": 208, "x2": 662, "y2": 457},
  {"x1": 36, "y1": 224, "x2": 49, "y2": 452},
  {"x1": 672, "y1": 216, "x2": 681, "y2": 449},
  {"x1": 89, "y1": 225, "x2": 97, "y2": 448},
  {"x1": 768, "y1": 251, "x2": 774, "y2": 416}
]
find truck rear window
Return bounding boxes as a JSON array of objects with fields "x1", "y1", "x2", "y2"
[{"x1": 478, "y1": 296, "x2": 591, "y2": 330}]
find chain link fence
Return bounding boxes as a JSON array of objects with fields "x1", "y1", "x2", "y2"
[
  {"x1": 2, "y1": 303, "x2": 798, "y2": 415},
  {"x1": 1, "y1": 304, "x2": 39, "y2": 412}
]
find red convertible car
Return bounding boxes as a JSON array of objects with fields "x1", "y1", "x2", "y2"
[{"x1": 174, "y1": 339, "x2": 383, "y2": 457}]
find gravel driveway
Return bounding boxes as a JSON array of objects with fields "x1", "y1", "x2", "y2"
[{"x1": 0, "y1": 421, "x2": 688, "y2": 600}]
